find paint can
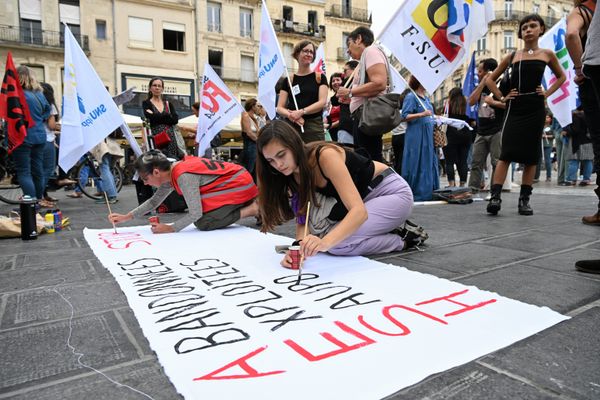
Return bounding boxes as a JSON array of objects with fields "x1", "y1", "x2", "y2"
[
  {"x1": 148, "y1": 216, "x2": 160, "y2": 225},
  {"x1": 288, "y1": 245, "x2": 301, "y2": 270}
]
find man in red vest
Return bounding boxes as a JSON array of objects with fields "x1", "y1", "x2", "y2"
[{"x1": 109, "y1": 150, "x2": 258, "y2": 233}]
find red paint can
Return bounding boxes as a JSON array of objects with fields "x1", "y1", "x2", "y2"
[
  {"x1": 288, "y1": 245, "x2": 301, "y2": 270},
  {"x1": 148, "y1": 216, "x2": 160, "y2": 224}
]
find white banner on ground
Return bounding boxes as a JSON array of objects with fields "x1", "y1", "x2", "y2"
[
  {"x1": 84, "y1": 225, "x2": 567, "y2": 400},
  {"x1": 197, "y1": 63, "x2": 244, "y2": 157},
  {"x1": 379, "y1": 0, "x2": 494, "y2": 94},
  {"x1": 539, "y1": 18, "x2": 578, "y2": 127},
  {"x1": 59, "y1": 24, "x2": 125, "y2": 171}
]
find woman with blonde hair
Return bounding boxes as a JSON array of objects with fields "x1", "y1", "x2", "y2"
[
  {"x1": 13, "y1": 65, "x2": 51, "y2": 205},
  {"x1": 277, "y1": 40, "x2": 328, "y2": 143}
]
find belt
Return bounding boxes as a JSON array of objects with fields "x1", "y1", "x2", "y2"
[{"x1": 367, "y1": 168, "x2": 396, "y2": 192}]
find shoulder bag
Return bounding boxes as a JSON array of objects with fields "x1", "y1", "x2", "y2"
[
  {"x1": 152, "y1": 101, "x2": 173, "y2": 148},
  {"x1": 357, "y1": 46, "x2": 402, "y2": 136},
  {"x1": 433, "y1": 100, "x2": 448, "y2": 147}
]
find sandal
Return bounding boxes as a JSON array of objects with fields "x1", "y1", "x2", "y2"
[
  {"x1": 67, "y1": 192, "x2": 83, "y2": 198},
  {"x1": 57, "y1": 178, "x2": 77, "y2": 187},
  {"x1": 38, "y1": 199, "x2": 56, "y2": 208}
]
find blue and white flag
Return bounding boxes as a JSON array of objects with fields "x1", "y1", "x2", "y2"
[
  {"x1": 59, "y1": 25, "x2": 124, "y2": 171},
  {"x1": 197, "y1": 63, "x2": 243, "y2": 157},
  {"x1": 258, "y1": 1, "x2": 287, "y2": 119},
  {"x1": 539, "y1": 18, "x2": 578, "y2": 127},
  {"x1": 462, "y1": 51, "x2": 479, "y2": 120}
]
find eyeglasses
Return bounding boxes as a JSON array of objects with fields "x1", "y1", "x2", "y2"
[{"x1": 301, "y1": 49, "x2": 314, "y2": 55}]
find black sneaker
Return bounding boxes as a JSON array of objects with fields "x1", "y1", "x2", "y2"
[{"x1": 396, "y1": 220, "x2": 428, "y2": 250}]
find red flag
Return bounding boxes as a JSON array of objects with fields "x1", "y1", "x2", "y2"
[{"x1": 0, "y1": 52, "x2": 34, "y2": 154}]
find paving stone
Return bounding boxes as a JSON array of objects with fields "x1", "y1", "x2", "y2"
[
  {"x1": 478, "y1": 230, "x2": 590, "y2": 255},
  {"x1": 1, "y1": 281, "x2": 127, "y2": 329},
  {"x1": 116, "y1": 308, "x2": 154, "y2": 357},
  {"x1": 400, "y1": 243, "x2": 533, "y2": 275},
  {"x1": 0, "y1": 312, "x2": 141, "y2": 394},
  {"x1": 5, "y1": 360, "x2": 182, "y2": 400},
  {"x1": 10, "y1": 247, "x2": 97, "y2": 268},
  {"x1": 0, "y1": 260, "x2": 99, "y2": 293},
  {"x1": 458, "y1": 264, "x2": 600, "y2": 313},
  {"x1": 525, "y1": 248, "x2": 600, "y2": 279},
  {"x1": 483, "y1": 307, "x2": 600, "y2": 400},
  {"x1": 0, "y1": 237, "x2": 82, "y2": 254},
  {"x1": 385, "y1": 363, "x2": 559, "y2": 400}
]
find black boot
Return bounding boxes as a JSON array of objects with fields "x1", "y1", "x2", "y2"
[
  {"x1": 518, "y1": 185, "x2": 534, "y2": 215},
  {"x1": 487, "y1": 184, "x2": 503, "y2": 215}
]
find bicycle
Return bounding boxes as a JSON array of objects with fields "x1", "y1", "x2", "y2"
[
  {"x1": 0, "y1": 145, "x2": 23, "y2": 205},
  {"x1": 68, "y1": 152, "x2": 124, "y2": 200}
]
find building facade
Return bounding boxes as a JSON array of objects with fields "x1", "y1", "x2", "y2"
[{"x1": 1, "y1": 0, "x2": 372, "y2": 117}]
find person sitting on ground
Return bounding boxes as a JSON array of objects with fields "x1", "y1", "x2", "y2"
[
  {"x1": 108, "y1": 150, "x2": 259, "y2": 233},
  {"x1": 256, "y1": 120, "x2": 423, "y2": 269}
]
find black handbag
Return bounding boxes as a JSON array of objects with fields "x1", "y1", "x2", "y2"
[{"x1": 499, "y1": 51, "x2": 516, "y2": 96}]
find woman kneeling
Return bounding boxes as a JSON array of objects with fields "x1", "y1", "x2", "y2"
[
  {"x1": 257, "y1": 120, "x2": 420, "y2": 269},
  {"x1": 109, "y1": 150, "x2": 258, "y2": 233}
]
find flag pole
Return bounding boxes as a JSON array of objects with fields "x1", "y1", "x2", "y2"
[
  {"x1": 283, "y1": 70, "x2": 305, "y2": 133},
  {"x1": 196, "y1": 66, "x2": 207, "y2": 152}
]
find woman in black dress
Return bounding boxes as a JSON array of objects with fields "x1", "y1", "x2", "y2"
[{"x1": 485, "y1": 14, "x2": 565, "y2": 215}]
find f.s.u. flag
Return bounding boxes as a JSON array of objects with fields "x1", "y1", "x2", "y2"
[
  {"x1": 310, "y1": 43, "x2": 327, "y2": 75},
  {"x1": 379, "y1": 0, "x2": 494, "y2": 94},
  {"x1": 462, "y1": 51, "x2": 479, "y2": 119},
  {"x1": 539, "y1": 18, "x2": 578, "y2": 127},
  {"x1": 0, "y1": 52, "x2": 33, "y2": 154},
  {"x1": 258, "y1": 1, "x2": 287, "y2": 119},
  {"x1": 59, "y1": 25, "x2": 124, "y2": 171},
  {"x1": 390, "y1": 66, "x2": 408, "y2": 94},
  {"x1": 197, "y1": 63, "x2": 244, "y2": 157}
]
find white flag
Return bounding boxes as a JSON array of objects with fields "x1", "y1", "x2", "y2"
[
  {"x1": 310, "y1": 43, "x2": 327, "y2": 76},
  {"x1": 59, "y1": 25, "x2": 124, "y2": 171},
  {"x1": 197, "y1": 63, "x2": 244, "y2": 157},
  {"x1": 258, "y1": 1, "x2": 287, "y2": 119},
  {"x1": 389, "y1": 66, "x2": 407, "y2": 94},
  {"x1": 379, "y1": 0, "x2": 494, "y2": 94},
  {"x1": 539, "y1": 18, "x2": 578, "y2": 127}
]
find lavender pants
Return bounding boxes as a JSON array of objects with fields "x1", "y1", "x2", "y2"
[{"x1": 329, "y1": 172, "x2": 414, "y2": 256}]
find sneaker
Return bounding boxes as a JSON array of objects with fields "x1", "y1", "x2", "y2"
[
  {"x1": 575, "y1": 259, "x2": 600, "y2": 274},
  {"x1": 395, "y1": 220, "x2": 429, "y2": 250},
  {"x1": 95, "y1": 197, "x2": 118, "y2": 204},
  {"x1": 582, "y1": 211, "x2": 600, "y2": 226}
]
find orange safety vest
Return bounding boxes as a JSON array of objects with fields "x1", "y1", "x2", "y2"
[{"x1": 170, "y1": 156, "x2": 258, "y2": 213}]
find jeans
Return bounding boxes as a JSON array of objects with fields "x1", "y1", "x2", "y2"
[
  {"x1": 42, "y1": 140, "x2": 56, "y2": 191},
  {"x1": 535, "y1": 146, "x2": 552, "y2": 180},
  {"x1": 580, "y1": 68, "x2": 600, "y2": 186},
  {"x1": 12, "y1": 141, "x2": 45, "y2": 199},
  {"x1": 99, "y1": 154, "x2": 117, "y2": 198},
  {"x1": 567, "y1": 160, "x2": 593, "y2": 182},
  {"x1": 242, "y1": 137, "x2": 257, "y2": 178},
  {"x1": 555, "y1": 135, "x2": 567, "y2": 183},
  {"x1": 468, "y1": 132, "x2": 501, "y2": 189}
]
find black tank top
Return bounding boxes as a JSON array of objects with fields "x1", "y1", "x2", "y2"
[{"x1": 314, "y1": 145, "x2": 374, "y2": 220}]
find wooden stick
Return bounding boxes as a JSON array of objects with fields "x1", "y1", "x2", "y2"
[
  {"x1": 103, "y1": 192, "x2": 118, "y2": 233},
  {"x1": 299, "y1": 201, "x2": 311, "y2": 271}
]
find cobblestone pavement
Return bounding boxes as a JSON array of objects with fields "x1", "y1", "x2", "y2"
[{"x1": 0, "y1": 182, "x2": 598, "y2": 400}]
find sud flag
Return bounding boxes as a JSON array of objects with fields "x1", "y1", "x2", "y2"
[
  {"x1": 539, "y1": 18, "x2": 578, "y2": 127},
  {"x1": 59, "y1": 24, "x2": 124, "y2": 171},
  {"x1": 379, "y1": 0, "x2": 494, "y2": 93},
  {"x1": 0, "y1": 52, "x2": 34, "y2": 154},
  {"x1": 258, "y1": 1, "x2": 287, "y2": 119},
  {"x1": 462, "y1": 51, "x2": 479, "y2": 120},
  {"x1": 197, "y1": 63, "x2": 244, "y2": 157},
  {"x1": 310, "y1": 43, "x2": 327, "y2": 75}
]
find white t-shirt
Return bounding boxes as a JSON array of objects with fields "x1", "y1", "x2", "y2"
[{"x1": 45, "y1": 104, "x2": 58, "y2": 142}]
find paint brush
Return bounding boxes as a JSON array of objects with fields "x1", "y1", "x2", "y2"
[
  {"x1": 297, "y1": 201, "x2": 311, "y2": 284},
  {"x1": 103, "y1": 192, "x2": 118, "y2": 234}
]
